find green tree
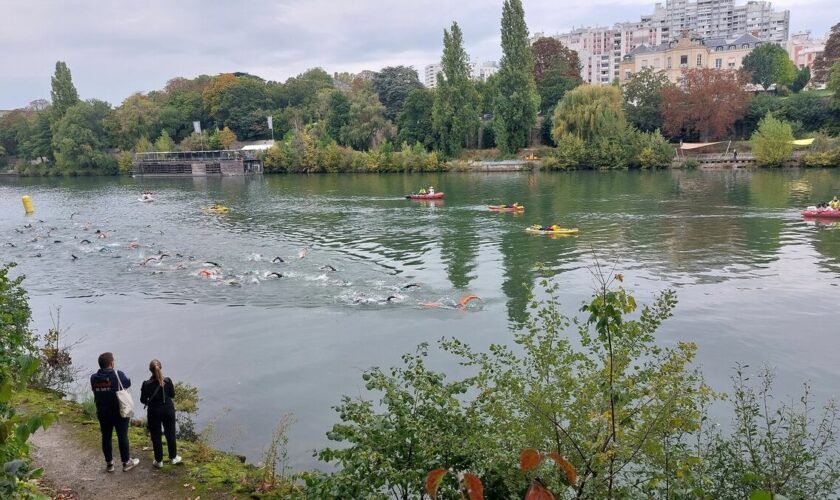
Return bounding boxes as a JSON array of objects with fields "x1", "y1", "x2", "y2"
[
  {"x1": 371, "y1": 66, "x2": 423, "y2": 121},
  {"x1": 531, "y1": 37, "x2": 582, "y2": 114},
  {"x1": 396, "y1": 88, "x2": 435, "y2": 150},
  {"x1": 777, "y1": 91, "x2": 833, "y2": 132},
  {"x1": 741, "y1": 44, "x2": 797, "y2": 91},
  {"x1": 203, "y1": 75, "x2": 269, "y2": 138},
  {"x1": 791, "y1": 66, "x2": 810, "y2": 93},
  {"x1": 623, "y1": 68, "x2": 670, "y2": 132},
  {"x1": 51, "y1": 100, "x2": 116, "y2": 174},
  {"x1": 493, "y1": 0, "x2": 539, "y2": 154},
  {"x1": 154, "y1": 129, "x2": 174, "y2": 152},
  {"x1": 829, "y1": 61, "x2": 840, "y2": 109},
  {"x1": 50, "y1": 61, "x2": 79, "y2": 119},
  {"x1": 110, "y1": 93, "x2": 161, "y2": 149},
  {"x1": 751, "y1": 114, "x2": 794, "y2": 166},
  {"x1": 218, "y1": 126, "x2": 237, "y2": 149},
  {"x1": 134, "y1": 136, "x2": 154, "y2": 153},
  {"x1": 340, "y1": 89, "x2": 388, "y2": 150},
  {"x1": 737, "y1": 93, "x2": 783, "y2": 137},
  {"x1": 178, "y1": 132, "x2": 205, "y2": 151},
  {"x1": 432, "y1": 22, "x2": 480, "y2": 157},
  {"x1": 552, "y1": 85, "x2": 626, "y2": 143},
  {"x1": 812, "y1": 22, "x2": 840, "y2": 83},
  {"x1": 325, "y1": 91, "x2": 350, "y2": 142}
]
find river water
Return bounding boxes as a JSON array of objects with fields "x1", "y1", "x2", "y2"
[{"x1": 1, "y1": 170, "x2": 839, "y2": 469}]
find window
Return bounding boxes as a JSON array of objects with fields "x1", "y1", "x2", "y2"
[
  {"x1": 667, "y1": 56, "x2": 672, "y2": 69},
  {"x1": 697, "y1": 54, "x2": 702, "y2": 66},
  {"x1": 742, "y1": 43, "x2": 750, "y2": 48},
  {"x1": 716, "y1": 46, "x2": 723, "y2": 51},
  {"x1": 715, "y1": 58, "x2": 722, "y2": 68},
  {"x1": 641, "y1": 59, "x2": 648, "y2": 67},
  {"x1": 680, "y1": 55, "x2": 688, "y2": 66}
]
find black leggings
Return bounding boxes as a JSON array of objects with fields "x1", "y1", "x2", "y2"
[{"x1": 147, "y1": 404, "x2": 177, "y2": 462}]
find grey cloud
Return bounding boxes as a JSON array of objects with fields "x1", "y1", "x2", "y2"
[{"x1": 0, "y1": 0, "x2": 834, "y2": 108}]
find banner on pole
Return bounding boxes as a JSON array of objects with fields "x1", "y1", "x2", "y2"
[
  {"x1": 267, "y1": 116, "x2": 273, "y2": 130},
  {"x1": 193, "y1": 121, "x2": 201, "y2": 135}
]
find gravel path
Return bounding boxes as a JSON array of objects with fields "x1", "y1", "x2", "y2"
[{"x1": 30, "y1": 421, "x2": 195, "y2": 500}]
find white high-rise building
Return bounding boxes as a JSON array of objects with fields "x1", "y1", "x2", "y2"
[
  {"x1": 424, "y1": 64, "x2": 442, "y2": 88},
  {"x1": 423, "y1": 60, "x2": 499, "y2": 88},
  {"x1": 540, "y1": 0, "x2": 789, "y2": 85}
]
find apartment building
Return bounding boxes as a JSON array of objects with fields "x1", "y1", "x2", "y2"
[
  {"x1": 787, "y1": 31, "x2": 826, "y2": 70},
  {"x1": 619, "y1": 31, "x2": 762, "y2": 83},
  {"x1": 423, "y1": 60, "x2": 499, "y2": 88},
  {"x1": 541, "y1": 0, "x2": 788, "y2": 85}
]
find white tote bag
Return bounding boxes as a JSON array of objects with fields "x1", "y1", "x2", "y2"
[{"x1": 115, "y1": 371, "x2": 134, "y2": 419}]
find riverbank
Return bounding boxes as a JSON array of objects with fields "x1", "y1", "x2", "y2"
[{"x1": 15, "y1": 388, "x2": 298, "y2": 498}]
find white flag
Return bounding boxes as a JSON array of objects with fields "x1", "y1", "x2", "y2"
[
  {"x1": 267, "y1": 116, "x2": 273, "y2": 130},
  {"x1": 193, "y1": 121, "x2": 201, "y2": 134}
]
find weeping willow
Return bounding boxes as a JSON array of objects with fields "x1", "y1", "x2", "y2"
[{"x1": 551, "y1": 85, "x2": 626, "y2": 144}]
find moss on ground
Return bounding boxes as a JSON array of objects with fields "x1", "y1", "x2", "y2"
[{"x1": 14, "y1": 388, "x2": 300, "y2": 498}]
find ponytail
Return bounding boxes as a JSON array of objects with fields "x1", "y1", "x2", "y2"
[{"x1": 149, "y1": 359, "x2": 164, "y2": 387}]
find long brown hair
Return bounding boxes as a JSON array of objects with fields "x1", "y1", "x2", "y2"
[{"x1": 149, "y1": 359, "x2": 164, "y2": 387}]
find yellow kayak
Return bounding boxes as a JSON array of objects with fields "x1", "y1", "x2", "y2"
[
  {"x1": 526, "y1": 225, "x2": 579, "y2": 235},
  {"x1": 205, "y1": 206, "x2": 229, "y2": 213}
]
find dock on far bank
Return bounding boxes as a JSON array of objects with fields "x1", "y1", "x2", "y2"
[
  {"x1": 461, "y1": 159, "x2": 538, "y2": 172},
  {"x1": 132, "y1": 150, "x2": 264, "y2": 177}
]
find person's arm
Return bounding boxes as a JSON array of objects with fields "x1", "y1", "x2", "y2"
[
  {"x1": 165, "y1": 378, "x2": 175, "y2": 399},
  {"x1": 118, "y1": 370, "x2": 131, "y2": 389},
  {"x1": 140, "y1": 381, "x2": 150, "y2": 405}
]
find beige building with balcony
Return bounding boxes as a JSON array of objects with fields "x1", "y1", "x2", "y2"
[{"x1": 619, "y1": 31, "x2": 762, "y2": 83}]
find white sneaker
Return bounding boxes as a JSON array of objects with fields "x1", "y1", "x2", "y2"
[
  {"x1": 152, "y1": 460, "x2": 164, "y2": 469},
  {"x1": 171, "y1": 455, "x2": 182, "y2": 465},
  {"x1": 123, "y1": 458, "x2": 140, "y2": 472}
]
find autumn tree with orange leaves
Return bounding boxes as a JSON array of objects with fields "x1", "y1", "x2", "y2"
[{"x1": 661, "y1": 68, "x2": 751, "y2": 141}]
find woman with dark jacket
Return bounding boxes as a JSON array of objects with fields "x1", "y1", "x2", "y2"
[{"x1": 140, "y1": 359, "x2": 182, "y2": 468}]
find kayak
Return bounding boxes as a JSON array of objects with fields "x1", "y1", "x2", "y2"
[
  {"x1": 526, "y1": 225, "x2": 579, "y2": 235},
  {"x1": 406, "y1": 192, "x2": 444, "y2": 200},
  {"x1": 205, "y1": 206, "x2": 229, "y2": 213},
  {"x1": 138, "y1": 197, "x2": 154, "y2": 203},
  {"x1": 802, "y1": 209, "x2": 840, "y2": 218},
  {"x1": 489, "y1": 205, "x2": 525, "y2": 212}
]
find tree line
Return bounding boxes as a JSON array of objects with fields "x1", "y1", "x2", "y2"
[{"x1": 1, "y1": 11, "x2": 840, "y2": 176}]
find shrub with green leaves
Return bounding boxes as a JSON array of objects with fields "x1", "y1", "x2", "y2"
[
  {"x1": 1, "y1": 263, "x2": 55, "y2": 498},
  {"x1": 751, "y1": 115, "x2": 794, "y2": 167}
]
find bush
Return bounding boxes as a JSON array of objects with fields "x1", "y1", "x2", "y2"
[
  {"x1": 680, "y1": 158, "x2": 701, "y2": 169},
  {"x1": 751, "y1": 115, "x2": 794, "y2": 167}
]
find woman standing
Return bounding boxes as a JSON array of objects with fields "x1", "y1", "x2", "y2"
[{"x1": 140, "y1": 359, "x2": 182, "y2": 468}]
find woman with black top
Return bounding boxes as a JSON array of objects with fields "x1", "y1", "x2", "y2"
[{"x1": 140, "y1": 359, "x2": 182, "y2": 468}]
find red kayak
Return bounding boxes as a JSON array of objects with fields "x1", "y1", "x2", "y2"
[
  {"x1": 406, "y1": 192, "x2": 444, "y2": 200},
  {"x1": 802, "y1": 209, "x2": 840, "y2": 218}
]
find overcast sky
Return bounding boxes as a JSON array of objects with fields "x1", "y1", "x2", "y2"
[{"x1": 0, "y1": 0, "x2": 834, "y2": 109}]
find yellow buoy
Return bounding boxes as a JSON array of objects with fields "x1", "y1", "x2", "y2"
[{"x1": 22, "y1": 195, "x2": 34, "y2": 215}]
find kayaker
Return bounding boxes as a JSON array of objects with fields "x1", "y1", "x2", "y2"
[
  {"x1": 503, "y1": 203, "x2": 520, "y2": 209},
  {"x1": 428, "y1": 186, "x2": 435, "y2": 195},
  {"x1": 418, "y1": 188, "x2": 427, "y2": 195}
]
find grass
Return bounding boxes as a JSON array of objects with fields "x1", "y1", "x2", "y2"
[{"x1": 13, "y1": 387, "x2": 301, "y2": 498}]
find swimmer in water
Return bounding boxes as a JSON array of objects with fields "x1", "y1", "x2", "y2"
[
  {"x1": 81, "y1": 239, "x2": 92, "y2": 244},
  {"x1": 71, "y1": 254, "x2": 78, "y2": 261},
  {"x1": 402, "y1": 283, "x2": 421, "y2": 289},
  {"x1": 204, "y1": 261, "x2": 220, "y2": 268},
  {"x1": 320, "y1": 265, "x2": 337, "y2": 272},
  {"x1": 267, "y1": 272, "x2": 283, "y2": 279},
  {"x1": 272, "y1": 257, "x2": 284, "y2": 263}
]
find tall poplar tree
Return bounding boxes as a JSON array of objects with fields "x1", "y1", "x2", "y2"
[
  {"x1": 493, "y1": 0, "x2": 539, "y2": 154},
  {"x1": 432, "y1": 22, "x2": 479, "y2": 157},
  {"x1": 50, "y1": 61, "x2": 79, "y2": 119}
]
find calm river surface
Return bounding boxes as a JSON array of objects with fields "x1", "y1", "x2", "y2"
[{"x1": 2, "y1": 170, "x2": 839, "y2": 469}]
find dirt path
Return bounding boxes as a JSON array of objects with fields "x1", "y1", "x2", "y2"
[{"x1": 30, "y1": 420, "x2": 197, "y2": 500}]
